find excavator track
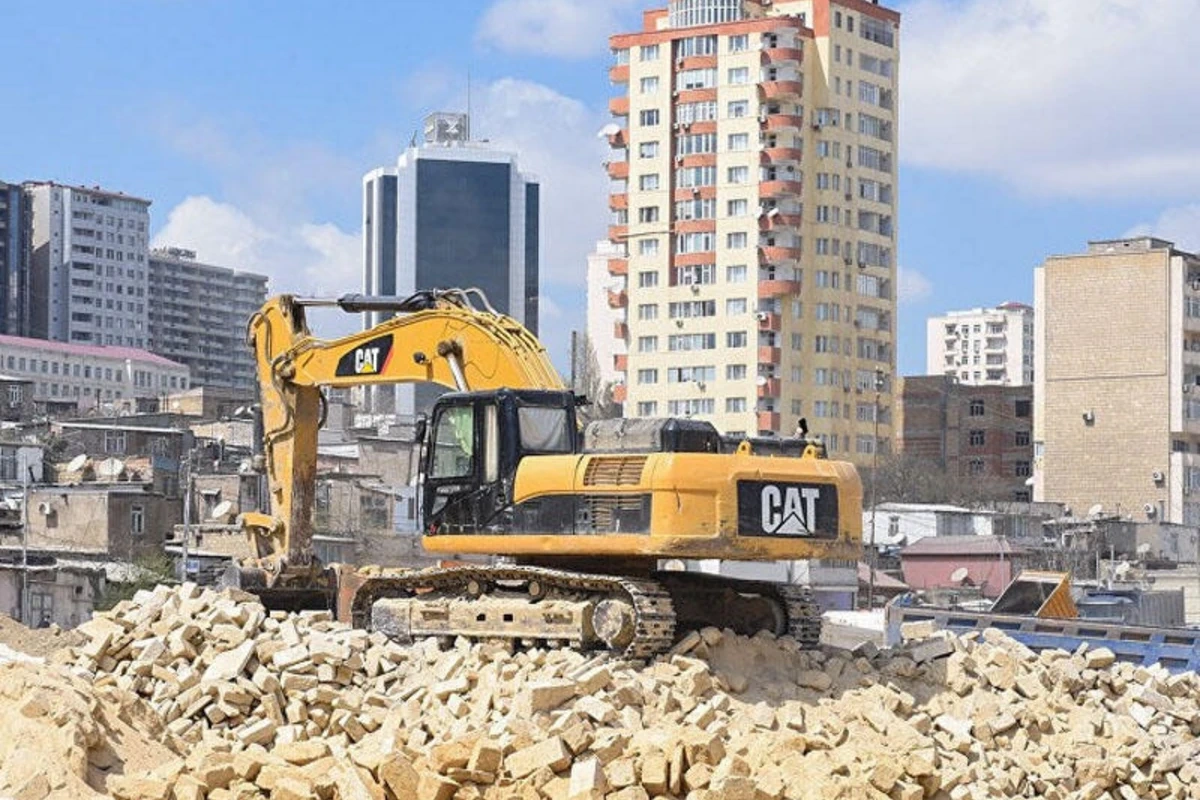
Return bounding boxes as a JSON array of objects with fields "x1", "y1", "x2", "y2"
[
  {"x1": 656, "y1": 572, "x2": 824, "y2": 649},
  {"x1": 352, "y1": 565, "x2": 676, "y2": 660}
]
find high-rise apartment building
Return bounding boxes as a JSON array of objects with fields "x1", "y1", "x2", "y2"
[
  {"x1": 24, "y1": 182, "x2": 151, "y2": 346},
  {"x1": 1033, "y1": 237, "x2": 1200, "y2": 524},
  {"x1": 586, "y1": 239, "x2": 630, "y2": 397},
  {"x1": 362, "y1": 112, "x2": 540, "y2": 415},
  {"x1": 600, "y1": 0, "x2": 899, "y2": 460},
  {"x1": 0, "y1": 180, "x2": 31, "y2": 336},
  {"x1": 925, "y1": 302, "x2": 1034, "y2": 386},
  {"x1": 147, "y1": 247, "x2": 269, "y2": 394}
]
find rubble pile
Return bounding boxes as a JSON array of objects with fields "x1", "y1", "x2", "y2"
[{"x1": 6, "y1": 583, "x2": 1200, "y2": 799}]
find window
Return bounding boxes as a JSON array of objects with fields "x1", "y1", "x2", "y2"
[
  {"x1": 669, "y1": 300, "x2": 716, "y2": 318},
  {"x1": 637, "y1": 271, "x2": 659, "y2": 288},
  {"x1": 668, "y1": 365, "x2": 715, "y2": 383},
  {"x1": 640, "y1": 76, "x2": 660, "y2": 94},
  {"x1": 640, "y1": 44, "x2": 659, "y2": 60},
  {"x1": 672, "y1": 263, "x2": 716, "y2": 285},
  {"x1": 639, "y1": 174, "x2": 660, "y2": 191},
  {"x1": 968, "y1": 459, "x2": 985, "y2": 476},
  {"x1": 104, "y1": 430, "x2": 126, "y2": 454},
  {"x1": 727, "y1": 67, "x2": 750, "y2": 85},
  {"x1": 791, "y1": 333, "x2": 804, "y2": 350},
  {"x1": 431, "y1": 405, "x2": 475, "y2": 478},
  {"x1": 637, "y1": 368, "x2": 659, "y2": 384},
  {"x1": 727, "y1": 199, "x2": 749, "y2": 217},
  {"x1": 726, "y1": 264, "x2": 747, "y2": 283},
  {"x1": 678, "y1": 68, "x2": 717, "y2": 90},
  {"x1": 667, "y1": 398, "x2": 715, "y2": 416},
  {"x1": 636, "y1": 401, "x2": 657, "y2": 416},
  {"x1": 969, "y1": 399, "x2": 985, "y2": 416},
  {"x1": 638, "y1": 141, "x2": 660, "y2": 159},
  {"x1": 727, "y1": 133, "x2": 750, "y2": 152},
  {"x1": 638, "y1": 336, "x2": 658, "y2": 353},
  {"x1": 728, "y1": 34, "x2": 749, "y2": 52},
  {"x1": 1015, "y1": 461, "x2": 1032, "y2": 478},
  {"x1": 726, "y1": 331, "x2": 748, "y2": 348},
  {"x1": 674, "y1": 34, "x2": 718, "y2": 57},
  {"x1": 675, "y1": 198, "x2": 716, "y2": 220},
  {"x1": 676, "y1": 133, "x2": 717, "y2": 155},
  {"x1": 1014, "y1": 399, "x2": 1031, "y2": 418},
  {"x1": 360, "y1": 493, "x2": 390, "y2": 529},
  {"x1": 669, "y1": 333, "x2": 717, "y2": 351},
  {"x1": 676, "y1": 101, "x2": 718, "y2": 124},
  {"x1": 637, "y1": 304, "x2": 659, "y2": 321},
  {"x1": 861, "y1": 17, "x2": 895, "y2": 47},
  {"x1": 727, "y1": 232, "x2": 748, "y2": 249},
  {"x1": 726, "y1": 364, "x2": 747, "y2": 380},
  {"x1": 7, "y1": 385, "x2": 21, "y2": 405},
  {"x1": 969, "y1": 430, "x2": 985, "y2": 447},
  {"x1": 676, "y1": 165, "x2": 717, "y2": 188},
  {"x1": 639, "y1": 238, "x2": 660, "y2": 256},
  {"x1": 638, "y1": 206, "x2": 659, "y2": 223},
  {"x1": 727, "y1": 166, "x2": 750, "y2": 185},
  {"x1": 727, "y1": 100, "x2": 749, "y2": 119},
  {"x1": 676, "y1": 232, "x2": 716, "y2": 253},
  {"x1": 1015, "y1": 430, "x2": 1031, "y2": 446},
  {"x1": 726, "y1": 397, "x2": 747, "y2": 413},
  {"x1": 639, "y1": 109, "x2": 661, "y2": 126}
]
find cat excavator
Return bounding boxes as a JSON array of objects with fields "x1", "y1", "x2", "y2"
[{"x1": 227, "y1": 289, "x2": 863, "y2": 657}]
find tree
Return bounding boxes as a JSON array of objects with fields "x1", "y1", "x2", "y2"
[
  {"x1": 569, "y1": 333, "x2": 623, "y2": 426},
  {"x1": 865, "y1": 452, "x2": 1011, "y2": 509}
]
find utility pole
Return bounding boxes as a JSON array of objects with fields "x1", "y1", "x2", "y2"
[
  {"x1": 569, "y1": 331, "x2": 579, "y2": 393},
  {"x1": 867, "y1": 367, "x2": 885, "y2": 610},
  {"x1": 179, "y1": 451, "x2": 192, "y2": 582},
  {"x1": 20, "y1": 458, "x2": 29, "y2": 626}
]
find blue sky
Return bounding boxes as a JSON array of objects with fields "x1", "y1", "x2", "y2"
[{"x1": 2, "y1": 0, "x2": 1198, "y2": 374}]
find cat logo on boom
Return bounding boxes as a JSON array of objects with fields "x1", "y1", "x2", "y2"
[
  {"x1": 736, "y1": 480, "x2": 839, "y2": 539},
  {"x1": 335, "y1": 334, "x2": 394, "y2": 377}
]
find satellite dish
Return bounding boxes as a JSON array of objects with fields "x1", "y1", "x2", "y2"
[
  {"x1": 97, "y1": 458, "x2": 125, "y2": 478},
  {"x1": 66, "y1": 454, "x2": 88, "y2": 473},
  {"x1": 597, "y1": 123, "x2": 621, "y2": 138},
  {"x1": 755, "y1": 376, "x2": 769, "y2": 386},
  {"x1": 1087, "y1": 503, "x2": 1104, "y2": 518},
  {"x1": 950, "y1": 567, "x2": 970, "y2": 584},
  {"x1": 237, "y1": 459, "x2": 254, "y2": 475},
  {"x1": 1024, "y1": 476, "x2": 1035, "y2": 486},
  {"x1": 211, "y1": 500, "x2": 234, "y2": 521},
  {"x1": 1137, "y1": 542, "x2": 1152, "y2": 555}
]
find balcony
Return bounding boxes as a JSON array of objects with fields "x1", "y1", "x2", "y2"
[
  {"x1": 761, "y1": 47, "x2": 803, "y2": 65},
  {"x1": 757, "y1": 378, "x2": 781, "y2": 399},
  {"x1": 757, "y1": 312, "x2": 781, "y2": 332},
  {"x1": 607, "y1": 258, "x2": 628, "y2": 276},
  {"x1": 607, "y1": 128, "x2": 629, "y2": 148},
  {"x1": 676, "y1": 88, "x2": 718, "y2": 105},
  {"x1": 675, "y1": 219, "x2": 716, "y2": 234},
  {"x1": 761, "y1": 113, "x2": 804, "y2": 132},
  {"x1": 613, "y1": 321, "x2": 628, "y2": 339},
  {"x1": 759, "y1": 179, "x2": 803, "y2": 198},
  {"x1": 609, "y1": 193, "x2": 628, "y2": 210},
  {"x1": 758, "y1": 246, "x2": 803, "y2": 264},
  {"x1": 757, "y1": 411, "x2": 781, "y2": 432},
  {"x1": 678, "y1": 154, "x2": 717, "y2": 169},
  {"x1": 613, "y1": 354, "x2": 628, "y2": 373},
  {"x1": 672, "y1": 186, "x2": 716, "y2": 201},
  {"x1": 759, "y1": 80, "x2": 803, "y2": 101},
  {"x1": 758, "y1": 280, "x2": 801, "y2": 298},
  {"x1": 612, "y1": 384, "x2": 627, "y2": 403},
  {"x1": 606, "y1": 161, "x2": 629, "y2": 180},
  {"x1": 674, "y1": 251, "x2": 716, "y2": 267},
  {"x1": 609, "y1": 96, "x2": 629, "y2": 116},
  {"x1": 760, "y1": 147, "x2": 804, "y2": 165},
  {"x1": 609, "y1": 64, "x2": 629, "y2": 83},
  {"x1": 607, "y1": 225, "x2": 627, "y2": 242},
  {"x1": 678, "y1": 55, "x2": 718, "y2": 71},
  {"x1": 758, "y1": 213, "x2": 803, "y2": 231},
  {"x1": 757, "y1": 345, "x2": 781, "y2": 364}
]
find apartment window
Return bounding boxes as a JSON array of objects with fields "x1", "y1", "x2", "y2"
[
  {"x1": 676, "y1": 165, "x2": 717, "y2": 188},
  {"x1": 726, "y1": 364, "x2": 747, "y2": 380},
  {"x1": 726, "y1": 264, "x2": 747, "y2": 283},
  {"x1": 968, "y1": 459, "x2": 985, "y2": 476},
  {"x1": 727, "y1": 100, "x2": 750, "y2": 119},
  {"x1": 1015, "y1": 461, "x2": 1032, "y2": 478},
  {"x1": 1014, "y1": 399, "x2": 1031, "y2": 418},
  {"x1": 726, "y1": 397, "x2": 748, "y2": 413},
  {"x1": 1015, "y1": 430, "x2": 1031, "y2": 446},
  {"x1": 668, "y1": 365, "x2": 715, "y2": 384},
  {"x1": 969, "y1": 399, "x2": 985, "y2": 416},
  {"x1": 727, "y1": 67, "x2": 750, "y2": 85},
  {"x1": 728, "y1": 34, "x2": 749, "y2": 52},
  {"x1": 640, "y1": 76, "x2": 660, "y2": 94},
  {"x1": 791, "y1": 333, "x2": 804, "y2": 350},
  {"x1": 814, "y1": 336, "x2": 836, "y2": 353},
  {"x1": 639, "y1": 109, "x2": 661, "y2": 127},
  {"x1": 969, "y1": 430, "x2": 985, "y2": 447},
  {"x1": 639, "y1": 142, "x2": 659, "y2": 158},
  {"x1": 724, "y1": 168, "x2": 750, "y2": 188},
  {"x1": 104, "y1": 430, "x2": 126, "y2": 454},
  {"x1": 861, "y1": 17, "x2": 895, "y2": 47},
  {"x1": 637, "y1": 271, "x2": 659, "y2": 288},
  {"x1": 676, "y1": 133, "x2": 718, "y2": 155},
  {"x1": 727, "y1": 133, "x2": 750, "y2": 152},
  {"x1": 725, "y1": 298, "x2": 748, "y2": 315},
  {"x1": 638, "y1": 238, "x2": 660, "y2": 256},
  {"x1": 674, "y1": 35, "x2": 718, "y2": 57},
  {"x1": 640, "y1": 44, "x2": 660, "y2": 60},
  {"x1": 667, "y1": 398, "x2": 715, "y2": 416},
  {"x1": 669, "y1": 300, "x2": 716, "y2": 318},
  {"x1": 675, "y1": 198, "x2": 717, "y2": 220},
  {"x1": 726, "y1": 331, "x2": 748, "y2": 348},
  {"x1": 637, "y1": 336, "x2": 659, "y2": 353},
  {"x1": 637, "y1": 368, "x2": 659, "y2": 384},
  {"x1": 790, "y1": 366, "x2": 803, "y2": 383},
  {"x1": 676, "y1": 232, "x2": 716, "y2": 253},
  {"x1": 130, "y1": 505, "x2": 145, "y2": 537},
  {"x1": 639, "y1": 174, "x2": 660, "y2": 191},
  {"x1": 676, "y1": 101, "x2": 718, "y2": 124},
  {"x1": 835, "y1": 10, "x2": 842, "y2": 27},
  {"x1": 637, "y1": 304, "x2": 658, "y2": 320},
  {"x1": 669, "y1": 333, "x2": 717, "y2": 351},
  {"x1": 727, "y1": 199, "x2": 749, "y2": 217},
  {"x1": 672, "y1": 263, "x2": 716, "y2": 286},
  {"x1": 678, "y1": 68, "x2": 717, "y2": 90},
  {"x1": 727, "y1": 232, "x2": 748, "y2": 249},
  {"x1": 638, "y1": 206, "x2": 660, "y2": 224},
  {"x1": 636, "y1": 401, "x2": 657, "y2": 416}
]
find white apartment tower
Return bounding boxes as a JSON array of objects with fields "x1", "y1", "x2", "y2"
[
  {"x1": 926, "y1": 302, "x2": 1034, "y2": 386},
  {"x1": 24, "y1": 182, "x2": 151, "y2": 347},
  {"x1": 599, "y1": 0, "x2": 899, "y2": 461},
  {"x1": 586, "y1": 240, "x2": 630, "y2": 394}
]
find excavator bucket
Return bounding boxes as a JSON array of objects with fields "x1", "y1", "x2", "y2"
[
  {"x1": 990, "y1": 570, "x2": 1078, "y2": 619},
  {"x1": 219, "y1": 564, "x2": 335, "y2": 613}
]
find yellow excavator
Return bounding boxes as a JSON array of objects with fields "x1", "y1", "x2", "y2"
[{"x1": 227, "y1": 290, "x2": 863, "y2": 657}]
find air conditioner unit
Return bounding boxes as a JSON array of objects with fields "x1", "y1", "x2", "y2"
[
  {"x1": 676, "y1": 57, "x2": 685, "y2": 66},
  {"x1": 1153, "y1": 470, "x2": 1165, "y2": 483},
  {"x1": 843, "y1": 255, "x2": 853, "y2": 266},
  {"x1": 37, "y1": 502, "x2": 52, "y2": 516},
  {"x1": 1144, "y1": 503, "x2": 1158, "y2": 517},
  {"x1": 691, "y1": 187, "x2": 700, "y2": 195},
  {"x1": 756, "y1": 311, "x2": 770, "y2": 321},
  {"x1": 811, "y1": 122, "x2": 821, "y2": 130},
  {"x1": 1191, "y1": 278, "x2": 1200, "y2": 292},
  {"x1": 674, "y1": 155, "x2": 684, "y2": 164},
  {"x1": 690, "y1": 284, "x2": 700, "y2": 294}
]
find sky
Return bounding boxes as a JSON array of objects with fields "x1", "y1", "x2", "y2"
[{"x1": 2, "y1": 0, "x2": 1198, "y2": 375}]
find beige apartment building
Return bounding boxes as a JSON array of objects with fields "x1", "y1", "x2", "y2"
[
  {"x1": 1033, "y1": 237, "x2": 1200, "y2": 524},
  {"x1": 597, "y1": 0, "x2": 899, "y2": 461}
]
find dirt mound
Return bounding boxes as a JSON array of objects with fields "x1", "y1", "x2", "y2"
[{"x1": 0, "y1": 612, "x2": 85, "y2": 659}]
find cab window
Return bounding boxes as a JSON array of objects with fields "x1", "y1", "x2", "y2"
[
  {"x1": 430, "y1": 405, "x2": 475, "y2": 478},
  {"x1": 517, "y1": 406, "x2": 572, "y2": 453}
]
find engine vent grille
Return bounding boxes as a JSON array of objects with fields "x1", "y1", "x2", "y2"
[
  {"x1": 583, "y1": 456, "x2": 648, "y2": 487},
  {"x1": 581, "y1": 494, "x2": 649, "y2": 533}
]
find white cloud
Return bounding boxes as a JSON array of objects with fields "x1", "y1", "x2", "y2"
[
  {"x1": 476, "y1": 0, "x2": 640, "y2": 58},
  {"x1": 904, "y1": 0, "x2": 1200, "y2": 197},
  {"x1": 897, "y1": 266, "x2": 933, "y2": 305},
  {"x1": 1124, "y1": 205, "x2": 1200, "y2": 252}
]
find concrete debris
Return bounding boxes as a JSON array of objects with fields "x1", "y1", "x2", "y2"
[{"x1": 1, "y1": 583, "x2": 1200, "y2": 799}]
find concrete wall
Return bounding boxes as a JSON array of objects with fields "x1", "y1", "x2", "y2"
[
  {"x1": 0, "y1": 566, "x2": 98, "y2": 628},
  {"x1": 24, "y1": 487, "x2": 180, "y2": 560},
  {"x1": 901, "y1": 554, "x2": 1020, "y2": 599}
]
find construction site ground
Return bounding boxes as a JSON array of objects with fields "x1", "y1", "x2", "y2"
[{"x1": 3, "y1": 584, "x2": 1200, "y2": 800}]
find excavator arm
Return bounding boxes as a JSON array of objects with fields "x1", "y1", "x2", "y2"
[{"x1": 238, "y1": 289, "x2": 563, "y2": 590}]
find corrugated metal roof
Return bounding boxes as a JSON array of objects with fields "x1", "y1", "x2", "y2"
[
  {"x1": 901, "y1": 535, "x2": 1029, "y2": 557},
  {"x1": 857, "y1": 561, "x2": 908, "y2": 590},
  {"x1": 0, "y1": 334, "x2": 186, "y2": 369}
]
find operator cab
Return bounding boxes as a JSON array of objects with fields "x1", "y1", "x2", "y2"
[{"x1": 421, "y1": 389, "x2": 579, "y2": 534}]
